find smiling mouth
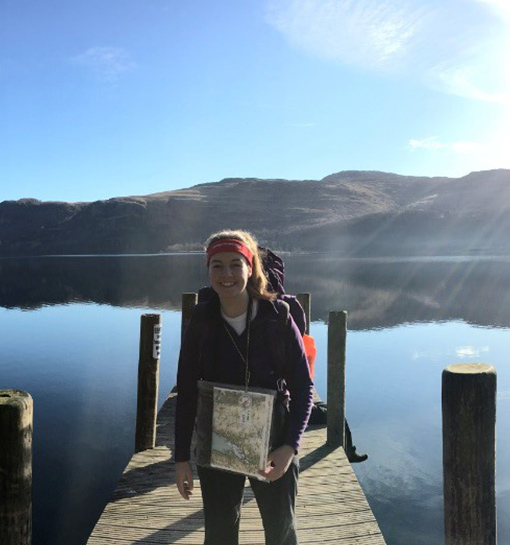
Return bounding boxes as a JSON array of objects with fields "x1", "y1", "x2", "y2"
[{"x1": 220, "y1": 282, "x2": 235, "y2": 287}]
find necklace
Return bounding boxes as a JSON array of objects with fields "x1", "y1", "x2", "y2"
[{"x1": 223, "y1": 297, "x2": 252, "y2": 389}]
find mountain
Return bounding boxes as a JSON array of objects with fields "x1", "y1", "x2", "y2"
[{"x1": 1, "y1": 169, "x2": 509, "y2": 256}]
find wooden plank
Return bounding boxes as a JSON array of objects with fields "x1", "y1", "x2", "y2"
[{"x1": 87, "y1": 393, "x2": 387, "y2": 545}]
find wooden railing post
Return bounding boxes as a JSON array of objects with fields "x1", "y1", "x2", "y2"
[
  {"x1": 442, "y1": 363, "x2": 497, "y2": 545},
  {"x1": 297, "y1": 293, "x2": 311, "y2": 335},
  {"x1": 327, "y1": 311, "x2": 347, "y2": 448},
  {"x1": 135, "y1": 313, "x2": 162, "y2": 452},
  {"x1": 0, "y1": 390, "x2": 33, "y2": 545},
  {"x1": 181, "y1": 293, "x2": 198, "y2": 341}
]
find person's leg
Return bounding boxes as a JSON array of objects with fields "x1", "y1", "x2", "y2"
[
  {"x1": 249, "y1": 457, "x2": 299, "y2": 545},
  {"x1": 197, "y1": 466, "x2": 246, "y2": 545},
  {"x1": 345, "y1": 419, "x2": 368, "y2": 463},
  {"x1": 345, "y1": 418, "x2": 353, "y2": 450}
]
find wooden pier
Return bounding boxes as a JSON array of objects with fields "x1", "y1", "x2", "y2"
[
  {"x1": 87, "y1": 298, "x2": 386, "y2": 544},
  {"x1": 87, "y1": 392, "x2": 386, "y2": 545}
]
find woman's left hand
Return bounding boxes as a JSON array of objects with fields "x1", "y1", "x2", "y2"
[{"x1": 259, "y1": 445, "x2": 295, "y2": 482}]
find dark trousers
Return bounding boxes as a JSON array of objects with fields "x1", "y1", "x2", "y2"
[{"x1": 197, "y1": 458, "x2": 299, "y2": 545}]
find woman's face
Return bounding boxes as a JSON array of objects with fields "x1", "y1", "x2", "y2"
[{"x1": 208, "y1": 251, "x2": 252, "y2": 301}]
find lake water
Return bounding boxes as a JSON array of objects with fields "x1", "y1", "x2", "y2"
[{"x1": 1, "y1": 253, "x2": 510, "y2": 545}]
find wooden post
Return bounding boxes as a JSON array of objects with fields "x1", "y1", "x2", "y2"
[
  {"x1": 181, "y1": 292, "x2": 198, "y2": 341},
  {"x1": 135, "y1": 314, "x2": 162, "y2": 452},
  {"x1": 0, "y1": 390, "x2": 33, "y2": 545},
  {"x1": 327, "y1": 311, "x2": 347, "y2": 448},
  {"x1": 297, "y1": 293, "x2": 311, "y2": 335},
  {"x1": 442, "y1": 363, "x2": 497, "y2": 545}
]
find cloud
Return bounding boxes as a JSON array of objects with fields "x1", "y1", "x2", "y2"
[
  {"x1": 498, "y1": 389, "x2": 510, "y2": 401},
  {"x1": 408, "y1": 137, "x2": 486, "y2": 154},
  {"x1": 266, "y1": 0, "x2": 421, "y2": 70},
  {"x1": 70, "y1": 47, "x2": 136, "y2": 82},
  {"x1": 409, "y1": 137, "x2": 445, "y2": 151},
  {"x1": 428, "y1": 37, "x2": 510, "y2": 105},
  {"x1": 408, "y1": 118, "x2": 510, "y2": 172},
  {"x1": 266, "y1": 0, "x2": 510, "y2": 102},
  {"x1": 472, "y1": 0, "x2": 510, "y2": 20},
  {"x1": 412, "y1": 344, "x2": 491, "y2": 362},
  {"x1": 455, "y1": 345, "x2": 489, "y2": 358}
]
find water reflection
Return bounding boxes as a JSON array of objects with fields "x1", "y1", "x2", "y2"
[
  {"x1": 0, "y1": 254, "x2": 208, "y2": 310},
  {"x1": 2, "y1": 254, "x2": 510, "y2": 545},
  {"x1": 1, "y1": 304, "x2": 181, "y2": 545},
  {"x1": 285, "y1": 255, "x2": 510, "y2": 328},
  {"x1": 3, "y1": 254, "x2": 510, "y2": 329},
  {"x1": 311, "y1": 320, "x2": 510, "y2": 545}
]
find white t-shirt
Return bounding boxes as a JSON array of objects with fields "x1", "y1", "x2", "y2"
[{"x1": 221, "y1": 299, "x2": 259, "y2": 335}]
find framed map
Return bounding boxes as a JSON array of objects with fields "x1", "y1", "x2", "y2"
[{"x1": 210, "y1": 386, "x2": 275, "y2": 480}]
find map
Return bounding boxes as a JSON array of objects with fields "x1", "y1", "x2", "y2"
[{"x1": 210, "y1": 386, "x2": 275, "y2": 480}]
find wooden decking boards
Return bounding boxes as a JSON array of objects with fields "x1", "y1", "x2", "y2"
[{"x1": 87, "y1": 394, "x2": 387, "y2": 545}]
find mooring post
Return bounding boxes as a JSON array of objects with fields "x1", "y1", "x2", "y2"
[
  {"x1": 327, "y1": 311, "x2": 347, "y2": 448},
  {"x1": 0, "y1": 390, "x2": 33, "y2": 545},
  {"x1": 442, "y1": 363, "x2": 497, "y2": 545},
  {"x1": 135, "y1": 313, "x2": 162, "y2": 452},
  {"x1": 181, "y1": 292, "x2": 198, "y2": 341},
  {"x1": 297, "y1": 293, "x2": 311, "y2": 335}
]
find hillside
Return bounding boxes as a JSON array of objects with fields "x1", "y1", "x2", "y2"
[{"x1": 1, "y1": 169, "x2": 509, "y2": 256}]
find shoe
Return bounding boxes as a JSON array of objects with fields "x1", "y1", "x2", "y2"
[{"x1": 347, "y1": 446, "x2": 368, "y2": 463}]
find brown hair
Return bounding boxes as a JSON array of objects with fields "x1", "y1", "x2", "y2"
[{"x1": 205, "y1": 229, "x2": 276, "y2": 301}]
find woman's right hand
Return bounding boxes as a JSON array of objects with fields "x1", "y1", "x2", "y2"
[{"x1": 176, "y1": 461, "x2": 194, "y2": 500}]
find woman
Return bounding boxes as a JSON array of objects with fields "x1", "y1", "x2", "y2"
[{"x1": 175, "y1": 229, "x2": 314, "y2": 545}]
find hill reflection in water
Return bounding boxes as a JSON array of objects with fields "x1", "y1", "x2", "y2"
[{"x1": 2, "y1": 253, "x2": 510, "y2": 329}]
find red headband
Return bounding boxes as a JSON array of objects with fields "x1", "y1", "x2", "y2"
[{"x1": 206, "y1": 238, "x2": 253, "y2": 267}]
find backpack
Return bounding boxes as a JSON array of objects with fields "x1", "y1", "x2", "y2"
[
  {"x1": 261, "y1": 248, "x2": 306, "y2": 336},
  {"x1": 261, "y1": 248, "x2": 323, "y2": 427}
]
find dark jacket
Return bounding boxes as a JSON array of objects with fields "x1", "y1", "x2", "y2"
[{"x1": 174, "y1": 294, "x2": 314, "y2": 462}]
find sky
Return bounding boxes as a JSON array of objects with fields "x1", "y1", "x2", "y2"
[{"x1": 1, "y1": 0, "x2": 509, "y2": 202}]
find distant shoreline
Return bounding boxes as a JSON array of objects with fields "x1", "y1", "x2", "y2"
[{"x1": 2, "y1": 251, "x2": 510, "y2": 262}]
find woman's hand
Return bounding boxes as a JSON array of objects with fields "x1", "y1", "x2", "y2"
[
  {"x1": 259, "y1": 445, "x2": 295, "y2": 482},
  {"x1": 176, "y1": 461, "x2": 194, "y2": 500}
]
